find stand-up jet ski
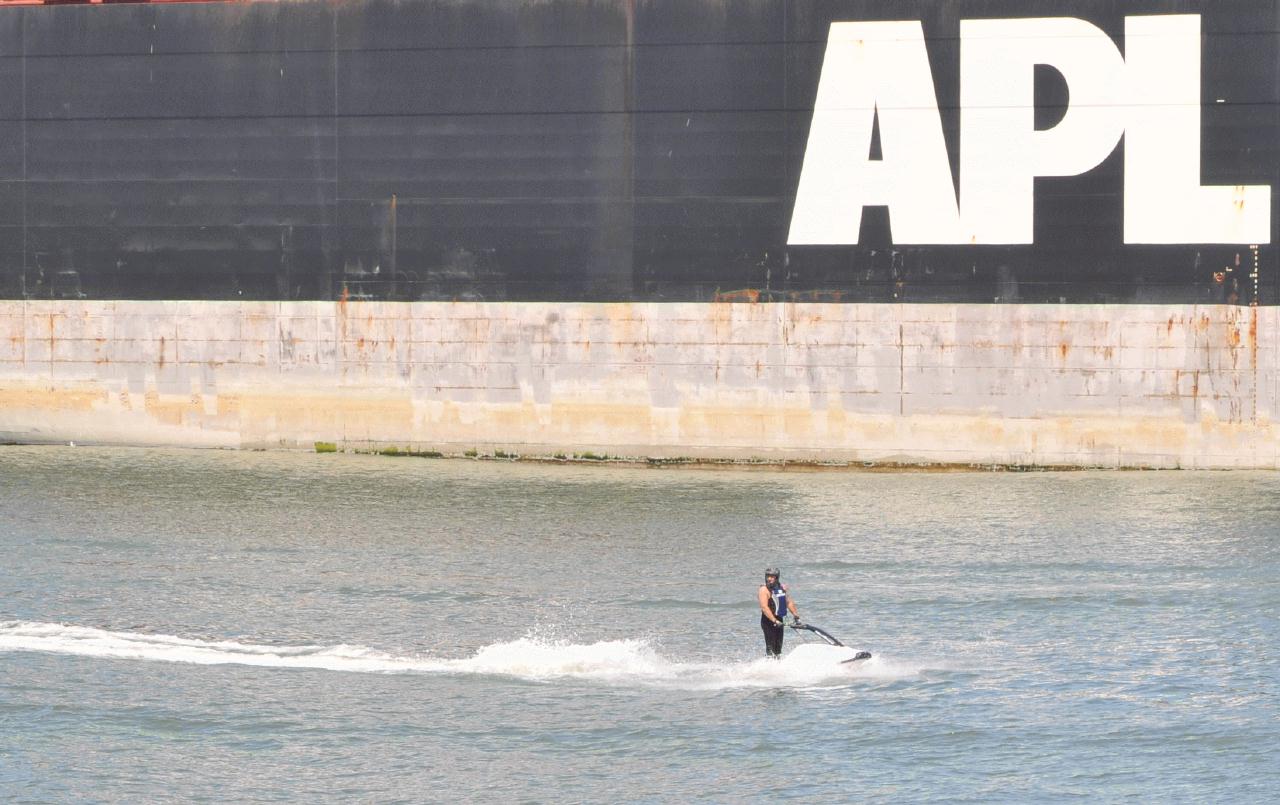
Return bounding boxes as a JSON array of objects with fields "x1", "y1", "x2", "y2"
[{"x1": 789, "y1": 621, "x2": 872, "y2": 663}]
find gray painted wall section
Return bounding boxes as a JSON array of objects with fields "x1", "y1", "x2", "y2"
[{"x1": 0, "y1": 300, "x2": 1276, "y2": 468}]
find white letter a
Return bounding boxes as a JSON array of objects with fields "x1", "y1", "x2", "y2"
[{"x1": 788, "y1": 21, "x2": 963, "y2": 245}]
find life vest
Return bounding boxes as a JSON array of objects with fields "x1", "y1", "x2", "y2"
[{"x1": 768, "y1": 583, "x2": 788, "y2": 619}]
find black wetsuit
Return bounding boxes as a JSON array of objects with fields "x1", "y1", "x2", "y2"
[{"x1": 761, "y1": 583, "x2": 788, "y2": 657}]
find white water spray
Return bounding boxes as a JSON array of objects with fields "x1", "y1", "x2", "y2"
[{"x1": 0, "y1": 620, "x2": 927, "y2": 689}]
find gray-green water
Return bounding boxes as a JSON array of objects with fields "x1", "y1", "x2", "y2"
[{"x1": 2, "y1": 446, "x2": 1277, "y2": 802}]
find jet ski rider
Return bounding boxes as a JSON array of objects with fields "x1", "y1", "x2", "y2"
[{"x1": 758, "y1": 567, "x2": 801, "y2": 657}]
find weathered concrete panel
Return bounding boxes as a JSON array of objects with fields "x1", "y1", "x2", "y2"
[{"x1": 0, "y1": 300, "x2": 1277, "y2": 468}]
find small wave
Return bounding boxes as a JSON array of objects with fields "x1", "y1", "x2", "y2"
[
  {"x1": 624, "y1": 597, "x2": 745, "y2": 611},
  {"x1": 800, "y1": 559, "x2": 906, "y2": 571},
  {"x1": 0, "y1": 621, "x2": 925, "y2": 689}
]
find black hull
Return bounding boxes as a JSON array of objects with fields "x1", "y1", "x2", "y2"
[{"x1": 0, "y1": 0, "x2": 1276, "y2": 304}]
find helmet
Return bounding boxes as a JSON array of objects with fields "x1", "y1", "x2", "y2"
[{"x1": 764, "y1": 567, "x2": 780, "y2": 580}]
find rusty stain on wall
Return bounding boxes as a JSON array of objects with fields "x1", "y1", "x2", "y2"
[{"x1": 0, "y1": 300, "x2": 1277, "y2": 468}]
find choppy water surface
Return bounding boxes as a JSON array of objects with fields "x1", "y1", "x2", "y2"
[{"x1": 1, "y1": 447, "x2": 1277, "y2": 802}]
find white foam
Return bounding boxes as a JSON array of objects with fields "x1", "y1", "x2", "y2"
[{"x1": 0, "y1": 620, "x2": 925, "y2": 689}]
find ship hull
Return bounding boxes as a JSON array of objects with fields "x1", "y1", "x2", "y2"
[
  {"x1": 1, "y1": 0, "x2": 1275, "y2": 305},
  {"x1": 1, "y1": 1, "x2": 1278, "y2": 466}
]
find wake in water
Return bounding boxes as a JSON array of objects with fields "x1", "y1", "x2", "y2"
[{"x1": 0, "y1": 620, "x2": 926, "y2": 689}]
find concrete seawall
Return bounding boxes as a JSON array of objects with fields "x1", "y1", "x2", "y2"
[{"x1": 1, "y1": 300, "x2": 1276, "y2": 468}]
